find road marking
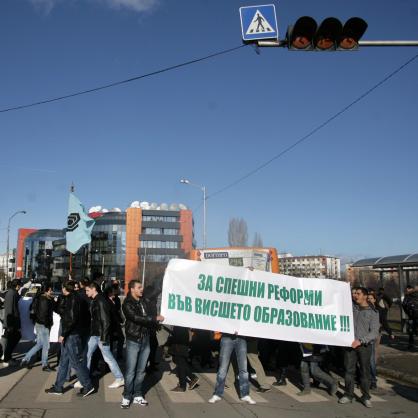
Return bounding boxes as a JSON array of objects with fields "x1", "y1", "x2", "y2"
[
  {"x1": 0, "y1": 367, "x2": 29, "y2": 401},
  {"x1": 202, "y1": 373, "x2": 268, "y2": 403},
  {"x1": 265, "y1": 376, "x2": 328, "y2": 403},
  {"x1": 103, "y1": 374, "x2": 124, "y2": 402},
  {"x1": 159, "y1": 370, "x2": 205, "y2": 403},
  {"x1": 36, "y1": 373, "x2": 73, "y2": 403}
]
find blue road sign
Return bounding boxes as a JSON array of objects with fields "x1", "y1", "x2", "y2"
[{"x1": 240, "y1": 4, "x2": 279, "y2": 42}]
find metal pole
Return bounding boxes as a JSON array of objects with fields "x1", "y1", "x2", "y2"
[
  {"x1": 6, "y1": 219, "x2": 10, "y2": 286},
  {"x1": 203, "y1": 186, "x2": 207, "y2": 249},
  {"x1": 257, "y1": 39, "x2": 418, "y2": 48}
]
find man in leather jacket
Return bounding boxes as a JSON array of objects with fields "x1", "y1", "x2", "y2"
[
  {"x1": 21, "y1": 283, "x2": 56, "y2": 371},
  {"x1": 1, "y1": 279, "x2": 22, "y2": 365},
  {"x1": 120, "y1": 280, "x2": 164, "y2": 409},
  {"x1": 45, "y1": 281, "x2": 94, "y2": 397},
  {"x1": 84, "y1": 282, "x2": 124, "y2": 389}
]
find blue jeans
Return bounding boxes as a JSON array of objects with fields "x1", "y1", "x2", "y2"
[
  {"x1": 370, "y1": 342, "x2": 377, "y2": 386},
  {"x1": 55, "y1": 334, "x2": 92, "y2": 391},
  {"x1": 87, "y1": 336, "x2": 123, "y2": 380},
  {"x1": 23, "y1": 323, "x2": 50, "y2": 367},
  {"x1": 123, "y1": 337, "x2": 150, "y2": 400},
  {"x1": 214, "y1": 336, "x2": 249, "y2": 398}
]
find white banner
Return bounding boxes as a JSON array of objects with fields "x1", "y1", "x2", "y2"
[{"x1": 161, "y1": 259, "x2": 354, "y2": 347}]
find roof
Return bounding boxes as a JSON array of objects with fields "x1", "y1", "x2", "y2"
[{"x1": 352, "y1": 253, "x2": 418, "y2": 268}]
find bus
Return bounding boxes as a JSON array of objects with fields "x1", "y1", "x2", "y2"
[{"x1": 190, "y1": 247, "x2": 279, "y2": 273}]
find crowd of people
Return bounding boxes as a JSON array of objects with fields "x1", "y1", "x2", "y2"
[{"x1": 0, "y1": 277, "x2": 417, "y2": 410}]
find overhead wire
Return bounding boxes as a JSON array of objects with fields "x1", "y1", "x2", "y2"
[
  {"x1": 0, "y1": 44, "x2": 248, "y2": 114},
  {"x1": 208, "y1": 52, "x2": 418, "y2": 199}
]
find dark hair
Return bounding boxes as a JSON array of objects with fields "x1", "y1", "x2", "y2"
[
  {"x1": 11, "y1": 279, "x2": 21, "y2": 289},
  {"x1": 62, "y1": 281, "x2": 75, "y2": 293},
  {"x1": 41, "y1": 282, "x2": 52, "y2": 293},
  {"x1": 128, "y1": 280, "x2": 141, "y2": 290},
  {"x1": 87, "y1": 282, "x2": 101, "y2": 292},
  {"x1": 357, "y1": 287, "x2": 368, "y2": 296},
  {"x1": 406, "y1": 285, "x2": 413, "y2": 290}
]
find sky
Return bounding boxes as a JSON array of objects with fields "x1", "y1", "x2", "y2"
[{"x1": 0, "y1": 0, "x2": 417, "y2": 261}]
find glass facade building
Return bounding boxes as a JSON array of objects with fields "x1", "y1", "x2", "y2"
[{"x1": 24, "y1": 229, "x2": 65, "y2": 280}]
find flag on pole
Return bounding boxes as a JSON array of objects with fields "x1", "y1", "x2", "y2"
[{"x1": 66, "y1": 192, "x2": 95, "y2": 254}]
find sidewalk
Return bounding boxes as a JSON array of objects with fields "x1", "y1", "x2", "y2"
[{"x1": 377, "y1": 333, "x2": 418, "y2": 386}]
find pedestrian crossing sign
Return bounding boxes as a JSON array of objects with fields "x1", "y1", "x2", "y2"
[{"x1": 240, "y1": 4, "x2": 279, "y2": 42}]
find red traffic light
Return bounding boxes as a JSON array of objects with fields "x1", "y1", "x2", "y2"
[
  {"x1": 287, "y1": 16, "x2": 317, "y2": 50},
  {"x1": 287, "y1": 16, "x2": 368, "y2": 51},
  {"x1": 339, "y1": 17, "x2": 368, "y2": 50}
]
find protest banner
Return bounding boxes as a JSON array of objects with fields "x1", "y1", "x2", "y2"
[{"x1": 161, "y1": 259, "x2": 354, "y2": 347}]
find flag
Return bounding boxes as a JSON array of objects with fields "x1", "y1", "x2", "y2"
[{"x1": 66, "y1": 192, "x2": 95, "y2": 254}]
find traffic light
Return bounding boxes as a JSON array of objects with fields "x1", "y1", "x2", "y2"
[{"x1": 287, "y1": 16, "x2": 368, "y2": 51}]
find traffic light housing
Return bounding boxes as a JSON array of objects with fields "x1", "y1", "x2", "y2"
[{"x1": 287, "y1": 16, "x2": 367, "y2": 51}]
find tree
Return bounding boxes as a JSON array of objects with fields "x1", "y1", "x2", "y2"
[
  {"x1": 228, "y1": 218, "x2": 248, "y2": 247},
  {"x1": 252, "y1": 232, "x2": 263, "y2": 248}
]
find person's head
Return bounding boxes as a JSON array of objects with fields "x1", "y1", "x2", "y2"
[
  {"x1": 353, "y1": 287, "x2": 369, "y2": 305},
  {"x1": 42, "y1": 282, "x2": 53, "y2": 297},
  {"x1": 128, "y1": 280, "x2": 143, "y2": 299},
  {"x1": 367, "y1": 292, "x2": 377, "y2": 305},
  {"x1": 405, "y1": 285, "x2": 414, "y2": 295},
  {"x1": 86, "y1": 282, "x2": 100, "y2": 299},
  {"x1": 62, "y1": 280, "x2": 75, "y2": 296},
  {"x1": 10, "y1": 278, "x2": 21, "y2": 291}
]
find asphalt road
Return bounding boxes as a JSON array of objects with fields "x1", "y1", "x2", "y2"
[{"x1": 1, "y1": 356, "x2": 417, "y2": 418}]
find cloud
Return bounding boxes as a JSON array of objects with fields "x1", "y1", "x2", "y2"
[
  {"x1": 26, "y1": 0, "x2": 159, "y2": 14},
  {"x1": 99, "y1": 0, "x2": 159, "y2": 13}
]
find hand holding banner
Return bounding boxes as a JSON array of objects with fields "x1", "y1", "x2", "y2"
[{"x1": 161, "y1": 259, "x2": 354, "y2": 347}]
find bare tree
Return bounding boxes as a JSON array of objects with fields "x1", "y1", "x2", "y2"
[
  {"x1": 228, "y1": 218, "x2": 248, "y2": 247},
  {"x1": 252, "y1": 232, "x2": 263, "y2": 248}
]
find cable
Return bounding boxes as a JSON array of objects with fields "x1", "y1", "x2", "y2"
[
  {"x1": 208, "y1": 52, "x2": 418, "y2": 199},
  {"x1": 0, "y1": 44, "x2": 248, "y2": 114}
]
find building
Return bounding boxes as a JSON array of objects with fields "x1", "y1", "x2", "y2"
[
  {"x1": 18, "y1": 201, "x2": 194, "y2": 290},
  {"x1": 15, "y1": 228, "x2": 38, "y2": 279},
  {"x1": 23, "y1": 229, "x2": 65, "y2": 281},
  {"x1": 279, "y1": 254, "x2": 341, "y2": 279}
]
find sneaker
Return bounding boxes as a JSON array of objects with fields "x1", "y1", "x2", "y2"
[
  {"x1": 338, "y1": 395, "x2": 353, "y2": 404},
  {"x1": 45, "y1": 386, "x2": 63, "y2": 395},
  {"x1": 108, "y1": 378, "x2": 125, "y2": 389},
  {"x1": 120, "y1": 398, "x2": 131, "y2": 409},
  {"x1": 297, "y1": 389, "x2": 312, "y2": 396},
  {"x1": 42, "y1": 365, "x2": 55, "y2": 372},
  {"x1": 133, "y1": 396, "x2": 148, "y2": 406},
  {"x1": 171, "y1": 385, "x2": 186, "y2": 392},
  {"x1": 73, "y1": 381, "x2": 83, "y2": 389},
  {"x1": 77, "y1": 387, "x2": 95, "y2": 398},
  {"x1": 273, "y1": 378, "x2": 287, "y2": 386},
  {"x1": 189, "y1": 376, "x2": 200, "y2": 390},
  {"x1": 240, "y1": 395, "x2": 256, "y2": 405},
  {"x1": 250, "y1": 373, "x2": 257, "y2": 379},
  {"x1": 21, "y1": 360, "x2": 32, "y2": 369},
  {"x1": 208, "y1": 395, "x2": 222, "y2": 403},
  {"x1": 256, "y1": 387, "x2": 271, "y2": 393},
  {"x1": 360, "y1": 397, "x2": 372, "y2": 408}
]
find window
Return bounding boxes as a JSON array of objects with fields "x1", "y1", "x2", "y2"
[{"x1": 140, "y1": 241, "x2": 179, "y2": 249}]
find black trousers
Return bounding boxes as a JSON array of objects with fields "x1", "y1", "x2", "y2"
[
  {"x1": 344, "y1": 345, "x2": 372, "y2": 400},
  {"x1": 173, "y1": 354, "x2": 196, "y2": 389},
  {"x1": 2, "y1": 328, "x2": 21, "y2": 362}
]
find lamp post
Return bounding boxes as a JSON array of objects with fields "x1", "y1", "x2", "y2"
[
  {"x1": 180, "y1": 179, "x2": 207, "y2": 249},
  {"x1": 6, "y1": 210, "x2": 26, "y2": 283}
]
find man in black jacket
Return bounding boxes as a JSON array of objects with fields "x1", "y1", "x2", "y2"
[
  {"x1": 45, "y1": 281, "x2": 94, "y2": 397},
  {"x1": 21, "y1": 283, "x2": 55, "y2": 371},
  {"x1": 83, "y1": 282, "x2": 124, "y2": 389},
  {"x1": 1, "y1": 279, "x2": 22, "y2": 365},
  {"x1": 120, "y1": 280, "x2": 164, "y2": 409}
]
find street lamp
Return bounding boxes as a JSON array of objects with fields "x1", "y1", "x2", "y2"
[
  {"x1": 180, "y1": 179, "x2": 207, "y2": 249},
  {"x1": 6, "y1": 210, "x2": 27, "y2": 282}
]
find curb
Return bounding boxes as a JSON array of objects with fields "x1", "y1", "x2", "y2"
[{"x1": 377, "y1": 365, "x2": 418, "y2": 387}]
